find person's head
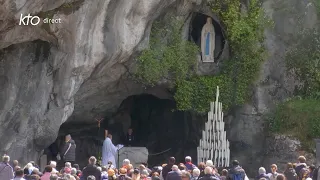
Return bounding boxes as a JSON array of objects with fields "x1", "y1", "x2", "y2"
[
  {"x1": 276, "y1": 174, "x2": 286, "y2": 180},
  {"x1": 133, "y1": 168, "x2": 140, "y2": 175},
  {"x1": 14, "y1": 166, "x2": 21, "y2": 171},
  {"x1": 185, "y1": 156, "x2": 192, "y2": 163},
  {"x1": 259, "y1": 167, "x2": 266, "y2": 175},
  {"x1": 127, "y1": 164, "x2": 133, "y2": 170},
  {"x1": 2, "y1": 155, "x2": 10, "y2": 163},
  {"x1": 192, "y1": 168, "x2": 200, "y2": 177},
  {"x1": 221, "y1": 169, "x2": 228, "y2": 176},
  {"x1": 298, "y1": 156, "x2": 306, "y2": 163},
  {"x1": 44, "y1": 165, "x2": 53, "y2": 173},
  {"x1": 65, "y1": 134, "x2": 72, "y2": 142},
  {"x1": 271, "y1": 164, "x2": 278, "y2": 173},
  {"x1": 287, "y1": 163, "x2": 293, "y2": 169},
  {"x1": 33, "y1": 168, "x2": 40, "y2": 175},
  {"x1": 206, "y1": 17, "x2": 212, "y2": 24},
  {"x1": 64, "y1": 167, "x2": 71, "y2": 174},
  {"x1": 65, "y1": 162, "x2": 72, "y2": 168},
  {"x1": 309, "y1": 165, "x2": 316, "y2": 172},
  {"x1": 30, "y1": 174, "x2": 40, "y2": 180},
  {"x1": 178, "y1": 163, "x2": 186, "y2": 170},
  {"x1": 128, "y1": 128, "x2": 133, "y2": 134},
  {"x1": 172, "y1": 165, "x2": 179, "y2": 171},
  {"x1": 97, "y1": 167, "x2": 102, "y2": 172},
  {"x1": 168, "y1": 157, "x2": 175, "y2": 164},
  {"x1": 50, "y1": 174, "x2": 59, "y2": 180},
  {"x1": 141, "y1": 169, "x2": 149, "y2": 177},
  {"x1": 153, "y1": 172, "x2": 159, "y2": 177},
  {"x1": 108, "y1": 168, "x2": 115, "y2": 176},
  {"x1": 71, "y1": 168, "x2": 77, "y2": 175},
  {"x1": 73, "y1": 164, "x2": 79, "y2": 170},
  {"x1": 198, "y1": 162, "x2": 205, "y2": 169},
  {"x1": 26, "y1": 163, "x2": 33, "y2": 169},
  {"x1": 119, "y1": 168, "x2": 127, "y2": 175},
  {"x1": 181, "y1": 170, "x2": 191, "y2": 180},
  {"x1": 204, "y1": 167, "x2": 213, "y2": 175},
  {"x1": 13, "y1": 160, "x2": 19, "y2": 166},
  {"x1": 89, "y1": 156, "x2": 97, "y2": 165},
  {"x1": 102, "y1": 166, "x2": 108, "y2": 172},
  {"x1": 87, "y1": 175, "x2": 96, "y2": 180},
  {"x1": 50, "y1": 161, "x2": 57, "y2": 168},
  {"x1": 206, "y1": 160, "x2": 213, "y2": 167},
  {"x1": 15, "y1": 168, "x2": 24, "y2": 177},
  {"x1": 123, "y1": 159, "x2": 130, "y2": 166},
  {"x1": 232, "y1": 160, "x2": 240, "y2": 167},
  {"x1": 139, "y1": 164, "x2": 146, "y2": 170}
]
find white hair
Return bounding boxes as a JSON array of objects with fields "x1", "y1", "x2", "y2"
[
  {"x1": 205, "y1": 160, "x2": 213, "y2": 167},
  {"x1": 123, "y1": 159, "x2": 130, "y2": 165},
  {"x1": 26, "y1": 163, "x2": 33, "y2": 169},
  {"x1": 185, "y1": 156, "x2": 192, "y2": 161},
  {"x1": 2, "y1": 155, "x2": 10, "y2": 163},
  {"x1": 33, "y1": 168, "x2": 40, "y2": 174},
  {"x1": 97, "y1": 167, "x2": 102, "y2": 172},
  {"x1": 50, "y1": 161, "x2": 57, "y2": 168},
  {"x1": 71, "y1": 168, "x2": 77, "y2": 175},
  {"x1": 172, "y1": 165, "x2": 179, "y2": 171},
  {"x1": 65, "y1": 162, "x2": 72, "y2": 168},
  {"x1": 258, "y1": 167, "x2": 266, "y2": 175},
  {"x1": 204, "y1": 167, "x2": 213, "y2": 175},
  {"x1": 193, "y1": 168, "x2": 200, "y2": 176}
]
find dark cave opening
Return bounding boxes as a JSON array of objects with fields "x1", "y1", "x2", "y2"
[
  {"x1": 189, "y1": 13, "x2": 225, "y2": 60},
  {"x1": 106, "y1": 93, "x2": 204, "y2": 166},
  {"x1": 47, "y1": 93, "x2": 205, "y2": 168}
]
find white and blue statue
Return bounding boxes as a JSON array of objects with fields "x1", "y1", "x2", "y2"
[{"x1": 201, "y1": 17, "x2": 215, "y2": 62}]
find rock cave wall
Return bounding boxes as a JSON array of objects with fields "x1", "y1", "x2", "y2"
[{"x1": 0, "y1": 0, "x2": 318, "y2": 176}]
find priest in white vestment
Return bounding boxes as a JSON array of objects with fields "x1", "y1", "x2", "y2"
[{"x1": 102, "y1": 131, "x2": 123, "y2": 167}]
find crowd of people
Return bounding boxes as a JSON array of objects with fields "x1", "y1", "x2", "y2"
[{"x1": 0, "y1": 153, "x2": 319, "y2": 180}]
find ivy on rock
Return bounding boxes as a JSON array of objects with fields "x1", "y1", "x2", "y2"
[{"x1": 135, "y1": 0, "x2": 271, "y2": 113}]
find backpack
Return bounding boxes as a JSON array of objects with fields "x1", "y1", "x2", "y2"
[{"x1": 233, "y1": 173, "x2": 243, "y2": 180}]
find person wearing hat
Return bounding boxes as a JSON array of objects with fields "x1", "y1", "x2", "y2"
[{"x1": 117, "y1": 168, "x2": 132, "y2": 180}]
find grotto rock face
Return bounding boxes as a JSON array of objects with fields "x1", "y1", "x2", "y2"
[
  {"x1": 0, "y1": 0, "x2": 202, "y2": 164},
  {"x1": 227, "y1": 0, "x2": 318, "y2": 176}
]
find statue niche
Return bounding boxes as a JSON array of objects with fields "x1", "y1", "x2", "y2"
[{"x1": 201, "y1": 17, "x2": 215, "y2": 62}]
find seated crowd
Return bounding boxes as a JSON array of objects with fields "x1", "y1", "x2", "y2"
[{"x1": 0, "y1": 154, "x2": 318, "y2": 180}]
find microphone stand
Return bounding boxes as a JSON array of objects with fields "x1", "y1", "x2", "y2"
[{"x1": 117, "y1": 145, "x2": 124, "y2": 169}]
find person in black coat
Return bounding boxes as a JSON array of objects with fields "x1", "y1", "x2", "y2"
[
  {"x1": 60, "y1": 134, "x2": 76, "y2": 164},
  {"x1": 81, "y1": 156, "x2": 101, "y2": 180},
  {"x1": 123, "y1": 128, "x2": 136, "y2": 146}
]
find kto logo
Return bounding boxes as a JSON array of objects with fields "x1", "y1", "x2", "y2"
[
  {"x1": 19, "y1": 14, "x2": 40, "y2": 25},
  {"x1": 19, "y1": 14, "x2": 61, "y2": 25}
]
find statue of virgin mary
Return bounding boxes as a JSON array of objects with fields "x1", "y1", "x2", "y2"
[{"x1": 201, "y1": 17, "x2": 215, "y2": 62}]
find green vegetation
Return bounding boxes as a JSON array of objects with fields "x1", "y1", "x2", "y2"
[
  {"x1": 269, "y1": 0, "x2": 320, "y2": 150},
  {"x1": 269, "y1": 98, "x2": 320, "y2": 150},
  {"x1": 135, "y1": 0, "x2": 271, "y2": 113}
]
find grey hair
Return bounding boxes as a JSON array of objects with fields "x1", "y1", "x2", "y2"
[
  {"x1": 193, "y1": 168, "x2": 201, "y2": 176},
  {"x1": 185, "y1": 156, "x2": 192, "y2": 161},
  {"x1": 50, "y1": 161, "x2": 57, "y2": 167},
  {"x1": 50, "y1": 174, "x2": 59, "y2": 180},
  {"x1": 97, "y1": 167, "x2": 102, "y2": 172},
  {"x1": 66, "y1": 134, "x2": 71, "y2": 138},
  {"x1": 204, "y1": 167, "x2": 213, "y2": 175},
  {"x1": 87, "y1": 175, "x2": 96, "y2": 180},
  {"x1": 259, "y1": 167, "x2": 266, "y2": 175},
  {"x1": 205, "y1": 160, "x2": 213, "y2": 167},
  {"x1": 172, "y1": 165, "x2": 179, "y2": 171},
  {"x1": 71, "y1": 168, "x2": 77, "y2": 175},
  {"x1": 65, "y1": 162, "x2": 72, "y2": 168},
  {"x1": 123, "y1": 159, "x2": 130, "y2": 165},
  {"x1": 2, "y1": 155, "x2": 10, "y2": 163},
  {"x1": 33, "y1": 168, "x2": 40, "y2": 173}
]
